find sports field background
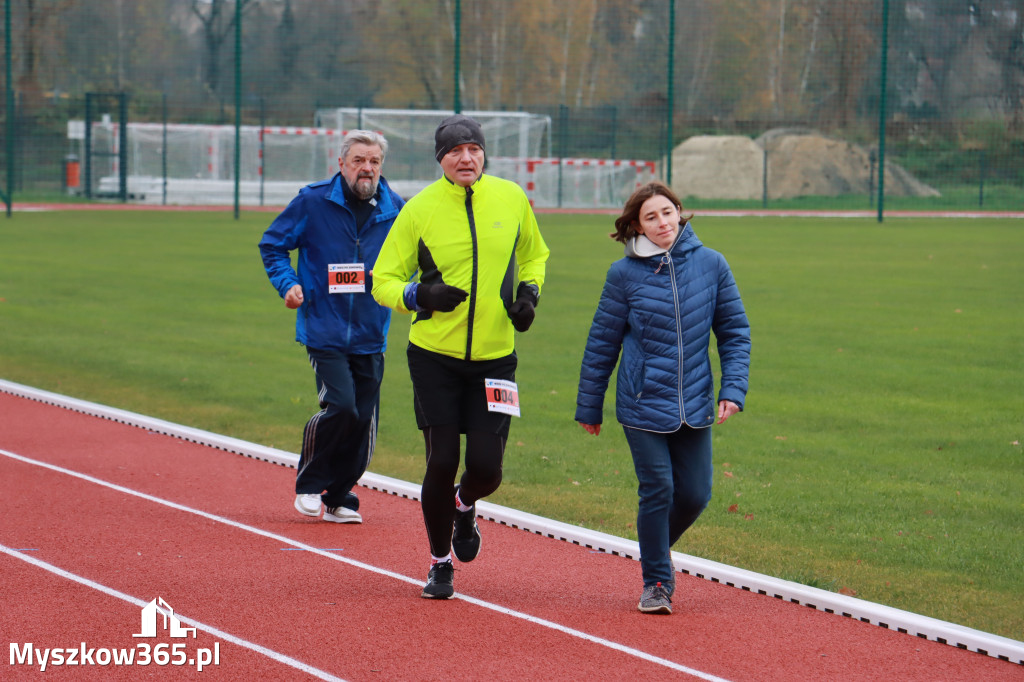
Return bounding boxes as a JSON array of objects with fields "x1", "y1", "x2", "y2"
[
  {"x1": 0, "y1": 209, "x2": 1020, "y2": 640},
  {"x1": 2, "y1": 1, "x2": 1023, "y2": 212}
]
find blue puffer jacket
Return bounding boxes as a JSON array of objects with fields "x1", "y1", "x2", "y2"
[
  {"x1": 259, "y1": 173, "x2": 404, "y2": 354},
  {"x1": 575, "y1": 222, "x2": 750, "y2": 432}
]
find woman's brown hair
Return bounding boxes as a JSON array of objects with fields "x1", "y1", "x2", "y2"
[{"x1": 610, "y1": 181, "x2": 692, "y2": 243}]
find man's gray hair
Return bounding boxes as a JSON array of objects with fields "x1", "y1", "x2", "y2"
[{"x1": 340, "y1": 129, "x2": 388, "y2": 162}]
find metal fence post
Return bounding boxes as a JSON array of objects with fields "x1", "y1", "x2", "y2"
[
  {"x1": 3, "y1": 0, "x2": 12, "y2": 216},
  {"x1": 666, "y1": 0, "x2": 675, "y2": 186},
  {"x1": 762, "y1": 148, "x2": 768, "y2": 209},
  {"x1": 259, "y1": 97, "x2": 265, "y2": 207},
  {"x1": 453, "y1": 0, "x2": 462, "y2": 114},
  {"x1": 118, "y1": 92, "x2": 127, "y2": 202},
  {"x1": 233, "y1": 0, "x2": 241, "y2": 219},
  {"x1": 609, "y1": 105, "x2": 618, "y2": 160},
  {"x1": 876, "y1": 0, "x2": 890, "y2": 223},
  {"x1": 162, "y1": 93, "x2": 167, "y2": 205},
  {"x1": 978, "y1": 149, "x2": 986, "y2": 208},
  {"x1": 84, "y1": 94, "x2": 93, "y2": 199},
  {"x1": 557, "y1": 104, "x2": 568, "y2": 209}
]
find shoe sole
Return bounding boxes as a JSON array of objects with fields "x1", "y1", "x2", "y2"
[
  {"x1": 421, "y1": 587, "x2": 454, "y2": 599},
  {"x1": 294, "y1": 497, "x2": 321, "y2": 517},
  {"x1": 638, "y1": 603, "x2": 672, "y2": 614},
  {"x1": 322, "y1": 511, "x2": 362, "y2": 524}
]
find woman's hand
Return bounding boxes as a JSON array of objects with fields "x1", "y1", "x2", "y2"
[
  {"x1": 580, "y1": 423, "x2": 601, "y2": 436},
  {"x1": 717, "y1": 400, "x2": 740, "y2": 424}
]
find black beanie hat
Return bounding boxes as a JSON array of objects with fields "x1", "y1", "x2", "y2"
[{"x1": 434, "y1": 115, "x2": 485, "y2": 162}]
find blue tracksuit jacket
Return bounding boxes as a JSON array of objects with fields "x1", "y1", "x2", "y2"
[{"x1": 259, "y1": 173, "x2": 404, "y2": 353}]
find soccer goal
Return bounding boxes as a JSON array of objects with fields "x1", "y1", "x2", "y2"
[
  {"x1": 313, "y1": 107, "x2": 553, "y2": 198},
  {"x1": 71, "y1": 120, "x2": 342, "y2": 205},
  {"x1": 70, "y1": 108, "x2": 659, "y2": 208},
  {"x1": 315, "y1": 108, "x2": 657, "y2": 207},
  {"x1": 489, "y1": 157, "x2": 658, "y2": 210}
]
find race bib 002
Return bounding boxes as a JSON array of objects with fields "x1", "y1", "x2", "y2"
[
  {"x1": 485, "y1": 378, "x2": 520, "y2": 417},
  {"x1": 328, "y1": 263, "x2": 365, "y2": 293}
]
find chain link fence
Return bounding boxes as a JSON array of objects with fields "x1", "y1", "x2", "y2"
[{"x1": 1, "y1": 0, "x2": 1021, "y2": 213}]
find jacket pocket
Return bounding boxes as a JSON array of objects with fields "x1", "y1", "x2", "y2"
[{"x1": 629, "y1": 357, "x2": 647, "y2": 403}]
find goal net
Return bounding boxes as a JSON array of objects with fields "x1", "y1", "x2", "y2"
[
  {"x1": 72, "y1": 109, "x2": 658, "y2": 208},
  {"x1": 313, "y1": 108, "x2": 552, "y2": 198},
  {"x1": 77, "y1": 121, "x2": 342, "y2": 205},
  {"x1": 489, "y1": 157, "x2": 657, "y2": 210}
]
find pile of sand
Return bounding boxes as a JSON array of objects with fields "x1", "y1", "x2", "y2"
[{"x1": 670, "y1": 128, "x2": 939, "y2": 201}]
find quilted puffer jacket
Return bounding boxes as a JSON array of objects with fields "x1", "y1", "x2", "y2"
[{"x1": 575, "y1": 222, "x2": 750, "y2": 432}]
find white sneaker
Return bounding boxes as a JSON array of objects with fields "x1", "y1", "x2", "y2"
[
  {"x1": 323, "y1": 506, "x2": 362, "y2": 524},
  {"x1": 294, "y1": 494, "x2": 322, "y2": 517}
]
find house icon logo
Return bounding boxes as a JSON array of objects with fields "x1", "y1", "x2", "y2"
[{"x1": 132, "y1": 597, "x2": 197, "y2": 639}]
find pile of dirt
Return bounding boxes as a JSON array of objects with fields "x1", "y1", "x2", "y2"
[{"x1": 670, "y1": 128, "x2": 939, "y2": 201}]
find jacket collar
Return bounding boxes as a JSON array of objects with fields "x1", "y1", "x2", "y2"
[
  {"x1": 624, "y1": 221, "x2": 700, "y2": 259},
  {"x1": 327, "y1": 173, "x2": 398, "y2": 213},
  {"x1": 441, "y1": 172, "x2": 484, "y2": 195}
]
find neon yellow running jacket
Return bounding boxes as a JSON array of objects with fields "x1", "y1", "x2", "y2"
[{"x1": 371, "y1": 174, "x2": 549, "y2": 361}]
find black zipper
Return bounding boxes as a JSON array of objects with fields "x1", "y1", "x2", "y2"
[{"x1": 463, "y1": 187, "x2": 479, "y2": 361}]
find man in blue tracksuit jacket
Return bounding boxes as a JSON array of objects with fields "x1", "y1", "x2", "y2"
[{"x1": 259, "y1": 130, "x2": 404, "y2": 524}]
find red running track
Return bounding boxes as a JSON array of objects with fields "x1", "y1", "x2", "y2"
[{"x1": 1, "y1": 391, "x2": 1021, "y2": 681}]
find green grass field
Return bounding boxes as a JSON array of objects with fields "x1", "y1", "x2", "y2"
[{"x1": 1, "y1": 209, "x2": 1021, "y2": 639}]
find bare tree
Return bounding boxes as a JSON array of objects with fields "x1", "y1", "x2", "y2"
[
  {"x1": 797, "y1": 0, "x2": 823, "y2": 107},
  {"x1": 771, "y1": 0, "x2": 787, "y2": 117},
  {"x1": 190, "y1": 0, "x2": 257, "y2": 98},
  {"x1": 820, "y1": 0, "x2": 878, "y2": 127},
  {"x1": 13, "y1": 0, "x2": 78, "y2": 111},
  {"x1": 990, "y1": 0, "x2": 1024, "y2": 127}
]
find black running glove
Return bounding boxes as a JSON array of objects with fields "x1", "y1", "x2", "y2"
[
  {"x1": 508, "y1": 282, "x2": 539, "y2": 332},
  {"x1": 416, "y1": 283, "x2": 468, "y2": 312}
]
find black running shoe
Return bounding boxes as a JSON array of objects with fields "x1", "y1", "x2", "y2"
[
  {"x1": 421, "y1": 560, "x2": 455, "y2": 599},
  {"x1": 452, "y1": 486, "x2": 482, "y2": 563}
]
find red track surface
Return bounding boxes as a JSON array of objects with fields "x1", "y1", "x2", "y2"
[{"x1": 2, "y1": 392, "x2": 1021, "y2": 681}]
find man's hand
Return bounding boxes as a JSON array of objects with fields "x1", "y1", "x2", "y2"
[
  {"x1": 580, "y1": 423, "x2": 601, "y2": 436},
  {"x1": 416, "y1": 283, "x2": 468, "y2": 312},
  {"x1": 508, "y1": 282, "x2": 539, "y2": 332},
  {"x1": 285, "y1": 284, "x2": 304, "y2": 309}
]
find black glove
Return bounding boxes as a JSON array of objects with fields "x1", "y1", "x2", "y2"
[
  {"x1": 416, "y1": 283, "x2": 468, "y2": 312},
  {"x1": 508, "y1": 282, "x2": 539, "y2": 332}
]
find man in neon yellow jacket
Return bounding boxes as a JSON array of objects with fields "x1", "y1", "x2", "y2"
[{"x1": 372, "y1": 114, "x2": 549, "y2": 599}]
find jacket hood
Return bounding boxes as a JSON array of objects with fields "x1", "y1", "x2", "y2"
[{"x1": 624, "y1": 221, "x2": 700, "y2": 259}]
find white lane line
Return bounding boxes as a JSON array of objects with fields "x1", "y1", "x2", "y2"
[
  {"x1": 1, "y1": 447, "x2": 732, "y2": 682},
  {"x1": 0, "y1": 542, "x2": 346, "y2": 682}
]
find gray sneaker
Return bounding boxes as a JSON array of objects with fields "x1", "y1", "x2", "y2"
[{"x1": 638, "y1": 582, "x2": 672, "y2": 614}]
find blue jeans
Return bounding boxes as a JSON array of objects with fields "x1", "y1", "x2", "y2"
[{"x1": 622, "y1": 424, "x2": 713, "y2": 587}]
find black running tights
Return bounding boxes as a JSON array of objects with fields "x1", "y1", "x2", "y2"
[{"x1": 421, "y1": 424, "x2": 505, "y2": 557}]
